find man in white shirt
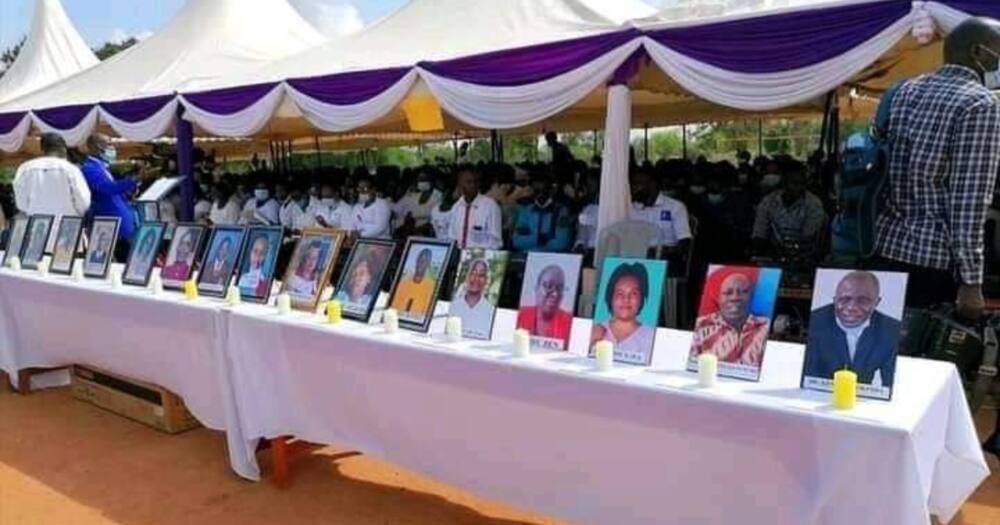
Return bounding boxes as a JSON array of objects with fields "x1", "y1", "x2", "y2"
[
  {"x1": 13, "y1": 133, "x2": 91, "y2": 251},
  {"x1": 629, "y1": 169, "x2": 692, "y2": 251},
  {"x1": 241, "y1": 182, "x2": 280, "y2": 225},
  {"x1": 312, "y1": 184, "x2": 353, "y2": 230},
  {"x1": 351, "y1": 179, "x2": 392, "y2": 238},
  {"x1": 394, "y1": 170, "x2": 441, "y2": 237},
  {"x1": 209, "y1": 184, "x2": 242, "y2": 225},
  {"x1": 279, "y1": 186, "x2": 309, "y2": 232},
  {"x1": 448, "y1": 258, "x2": 497, "y2": 339},
  {"x1": 447, "y1": 169, "x2": 503, "y2": 249}
]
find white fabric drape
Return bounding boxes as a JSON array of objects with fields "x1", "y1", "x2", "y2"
[
  {"x1": 179, "y1": 85, "x2": 287, "y2": 138},
  {"x1": 419, "y1": 39, "x2": 643, "y2": 129},
  {"x1": 0, "y1": 114, "x2": 32, "y2": 153},
  {"x1": 923, "y1": 1, "x2": 975, "y2": 35},
  {"x1": 640, "y1": 9, "x2": 916, "y2": 111},
  {"x1": 284, "y1": 71, "x2": 420, "y2": 132},
  {"x1": 99, "y1": 98, "x2": 179, "y2": 143},
  {"x1": 597, "y1": 84, "x2": 634, "y2": 244},
  {"x1": 31, "y1": 106, "x2": 98, "y2": 147}
]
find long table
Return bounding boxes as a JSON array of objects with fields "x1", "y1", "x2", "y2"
[{"x1": 0, "y1": 265, "x2": 990, "y2": 525}]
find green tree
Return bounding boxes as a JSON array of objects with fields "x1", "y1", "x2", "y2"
[
  {"x1": 93, "y1": 37, "x2": 138, "y2": 60},
  {"x1": 0, "y1": 37, "x2": 26, "y2": 79}
]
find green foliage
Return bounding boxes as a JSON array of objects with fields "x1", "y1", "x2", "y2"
[
  {"x1": 94, "y1": 38, "x2": 138, "y2": 61},
  {"x1": 0, "y1": 37, "x2": 25, "y2": 79},
  {"x1": 0, "y1": 167, "x2": 14, "y2": 184}
]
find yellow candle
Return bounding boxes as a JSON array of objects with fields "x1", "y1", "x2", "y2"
[
  {"x1": 326, "y1": 300, "x2": 343, "y2": 324},
  {"x1": 183, "y1": 280, "x2": 199, "y2": 301},
  {"x1": 833, "y1": 370, "x2": 858, "y2": 410},
  {"x1": 595, "y1": 341, "x2": 614, "y2": 371}
]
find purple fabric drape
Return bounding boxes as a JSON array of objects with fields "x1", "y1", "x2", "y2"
[
  {"x1": 940, "y1": 1, "x2": 1000, "y2": 18},
  {"x1": 420, "y1": 29, "x2": 641, "y2": 86},
  {"x1": 288, "y1": 67, "x2": 411, "y2": 105},
  {"x1": 183, "y1": 82, "x2": 280, "y2": 115},
  {"x1": 647, "y1": 0, "x2": 912, "y2": 74},
  {"x1": 33, "y1": 104, "x2": 93, "y2": 130},
  {"x1": 0, "y1": 112, "x2": 27, "y2": 135},
  {"x1": 100, "y1": 94, "x2": 175, "y2": 124},
  {"x1": 175, "y1": 110, "x2": 195, "y2": 222}
]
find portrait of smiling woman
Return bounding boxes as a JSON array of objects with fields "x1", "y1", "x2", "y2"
[{"x1": 590, "y1": 258, "x2": 666, "y2": 366}]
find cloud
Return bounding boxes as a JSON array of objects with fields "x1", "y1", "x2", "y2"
[
  {"x1": 290, "y1": 0, "x2": 365, "y2": 37},
  {"x1": 108, "y1": 28, "x2": 153, "y2": 44}
]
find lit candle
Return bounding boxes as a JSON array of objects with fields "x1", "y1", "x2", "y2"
[
  {"x1": 148, "y1": 274, "x2": 163, "y2": 295},
  {"x1": 225, "y1": 285, "x2": 241, "y2": 306},
  {"x1": 72, "y1": 260, "x2": 84, "y2": 281},
  {"x1": 326, "y1": 300, "x2": 342, "y2": 324},
  {"x1": 36, "y1": 259, "x2": 49, "y2": 276},
  {"x1": 698, "y1": 353, "x2": 719, "y2": 388},
  {"x1": 445, "y1": 316, "x2": 463, "y2": 342},
  {"x1": 512, "y1": 329, "x2": 530, "y2": 358},
  {"x1": 276, "y1": 293, "x2": 292, "y2": 315},
  {"x1": 8, "y1": 256, "x2": 21, "y2": 270},
  {"x1": 183, "y1": 279, "x2": 199, "y2": 301},
  {"x1": 594, "y1": 340, "x2": 614, "y2": 372},
  {"x1": 833, "y1": 370, "x2": 858, "y2": 410},
  {"x1": 383, "y1": 308, "x2": 399, "y2": 334}
]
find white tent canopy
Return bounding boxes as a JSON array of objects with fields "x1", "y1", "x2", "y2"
[
  {"x1": 0, "y1": 0, "x2": 98, "y2": 105},
  {"x1": 0, "y1": 0, "x2": 325, "y2": 145}
]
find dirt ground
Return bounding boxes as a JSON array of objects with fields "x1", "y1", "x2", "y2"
[{"x1": 0, "y1": 388, "x2": 997, "y2": 525}]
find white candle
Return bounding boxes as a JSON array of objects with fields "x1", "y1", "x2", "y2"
[
  {"x1": 276, "y1": 293, "x2": 292, "y2": 315},
  {"x1": 110, "y1": 268, "x2": 123, "y2": 289},
  {"x1": 148, "y1": 274, "x2": 163, "y2": 295},
  {"x1": 594, "y1": 341, "x2": 614, "y2": 372},
  {"x1": 72, "y1": 260, "x2": 84, "y2": 281},
  {"x1": 445, "y1": 316, "x2": 463, "y2": 342},
  {"x1": 225, "y1": 285, "x2": 241, "y2": 306},
  {"x1": 8, "y1": 256, "x2": 21, "y2": 271},
  {"x1": 698, "y1": 353, "x2": 719, "y2": 388},
  {"x1": 36, "y1": 259, "x2": 49, "y2": 276},
  {"x1": 383, "y1": 308, "x2": 399, "y2": 334},
  {"x1": 512, "y1": 329, "x2": 530, "y2": 358}
]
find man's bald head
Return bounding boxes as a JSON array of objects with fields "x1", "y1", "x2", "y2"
[
  {"x1": 945, "y1": 17, "x2": 1000, "y2": 80},
  {"x1": 834, "y1": 271, "x2": 881, "y2": 329},
  {"x1": 86, "y1": 133, "x2": 111, "y2": 156}
]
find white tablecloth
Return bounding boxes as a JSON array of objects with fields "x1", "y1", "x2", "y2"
[
  {"x1": 220, "y1": 305, "x2": 990, "y2": 525},
  {"x1": 0, "y1": 261, "x2": 989, "y2": 524},
  {"x1": 0, "y1": 266, "x2": 229, "y2": 434}
]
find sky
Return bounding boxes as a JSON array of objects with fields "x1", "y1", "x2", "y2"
[{"x1": 0, "y1": 0, "x2": 409, "y2": 50}]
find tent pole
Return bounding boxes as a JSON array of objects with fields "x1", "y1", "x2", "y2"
[
  {"x1": 643, "y1": 124, "x2": 650, "y2": 163},
  {"x1": 757, "y1": 119, "x2": 764, "y2": 156},
  {"x1": 490, "y1": 130, "x2": 499, "y2": 162},
  {"x1": 681, "y1": 125, "x2": 688, "y2": 160},
  {"x1": 314, "y1": 136, "x2": 322, "y2": 172},
  {"x1": 453, "y1": 133, "x2": 459, "y2": 162},
  {"x1": 286, "y1": 140, "x2": 293, "y2": 175},
  {"x1": 175, "y1": 109, "x2": 195, "y2": 222}
]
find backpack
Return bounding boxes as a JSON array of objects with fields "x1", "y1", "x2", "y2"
[{"x1": 830, "y1": 83, "x2": 903, "y2": 263}]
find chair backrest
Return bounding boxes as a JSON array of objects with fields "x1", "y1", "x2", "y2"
[{"x1": 594, "y1": 220, "x2": 663, "y2": 282}]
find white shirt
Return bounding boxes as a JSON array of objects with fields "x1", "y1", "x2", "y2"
[
  {"x1": 209, "y1": 200, "x2": 241, "y2": 225},
  {"x1": 194, "y1": 199, "x2": 212, "y2": 223},
  {"x1": 447, "y1": 194, "x2": 503, "y2": 249},
  {"x1": 835, "y1": 317, "x2": 872, "y2": 364},
  {"x1": 280, "y1": 200, "x2": 308, "y2": 230},
  {"x1": 394, "y1": 190, "x2": 442, "y2": 229},
  {"x1": 576, "y1": 203, "x2": 599, "y2": 249},
  {"x1": 241, "y1": 198, "x2": 280, "y2": 225},
  {"x1": 160, "y1": 199, "x2": 178, "y2": 226},
  {"x1": 351, "y1": 198, "x2": 392, "y2": 238},
  {"x1": 431, "y1": 205, "x2": 453, "y2": 241},
  {"x1": 13, "y1": 156, "x2": 91, "y2": 251},
  {"x1": 448, "y1": 293, "x2": 497, "y2": 339},
  {"x1": 631, "y1": 196, "x2": 692, "y2": 247},
  {"x1": 314, "y1": 199, "x2": 353, "y2": 230}
]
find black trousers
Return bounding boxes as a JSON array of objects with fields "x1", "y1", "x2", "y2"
[{"x1": 868, "y1": 257, "x2": 959, "y2": 309}]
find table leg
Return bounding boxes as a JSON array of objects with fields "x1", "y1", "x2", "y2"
[
  {"x1": 0, "y1": 370, "x2": 11, "y2": 393},
  {"x1": 271, "y1": 436, "x2": 292, "y2": 487}
]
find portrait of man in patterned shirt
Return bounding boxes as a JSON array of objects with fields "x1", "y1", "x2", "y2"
[{"x1": 689, "y1": 266, "x2": 774, "y2": 368}]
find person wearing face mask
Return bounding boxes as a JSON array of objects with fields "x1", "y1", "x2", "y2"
[
  {"x1": 81, "y1": 133, "x2": 139, "y2": 257},
  {"x1": 313, "y1": 184, "x2": 353, "y2": 230},
  {"x1": 752, "y1": 168, "x2": 826, "y2": 256},
  {"x1": 630, "y1": 169, "x2": 692, "y2": 255},
  {"x1": 241, "y1": 181, "x2": 281, "y2": 226},
  {"x1": 758, "y1": 160, "x2": 783, "y2": 195},
  {"x1": 874, "y1": 17, "x2": 1000, "y2": 324},
  {"x1": 511, "y1": 172, "x2": 574, "y2": 253},
  {"x1": 394, "y1": 169, "x2": 442, "y2": 238},
  {"x1": 351, "y1": 178, "x2": 392, "y2": 238}
]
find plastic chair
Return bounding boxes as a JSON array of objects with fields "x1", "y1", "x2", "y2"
[{"x1": 594, "y1": 220, "x2": 664, "y2": 284}]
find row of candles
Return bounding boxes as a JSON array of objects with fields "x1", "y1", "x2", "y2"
[{"x1": 5, "y1": 255, "x2": 860, "y2": 410}]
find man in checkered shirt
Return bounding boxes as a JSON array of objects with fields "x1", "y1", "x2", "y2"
[{"x1": 874, "y1": 17, "x2": 1000, "y2": 321}]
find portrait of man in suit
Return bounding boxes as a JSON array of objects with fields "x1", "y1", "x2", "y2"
[{"x1": 803, "y1": 270, "x2": 906, "y2": 397}]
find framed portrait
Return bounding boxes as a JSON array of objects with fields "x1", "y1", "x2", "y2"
[
  {"x1": 280, "y1": 228, "x2": 345, "y2": 312},
  {"x1": 235, "y1": 226, "x2": 283, "y2": 304},
  {"x1": 448, "y1": 249, "x2": 509, "y2": 340},
  {"x1": 387, "y1": 237, "x2": 455, "y2": 332},
  {"x1": 83, "y1": 217, "x2": 121, "y2": 279},
  {"x1": 2, "y1": 216, "x2": 29, "y2": 268},
  {"x1": 50, "y1": 216, "x2": 85, "y2": 275},
  {"x1": 161, "y1": 224, "x2": 206, "y2": 290},
  {"x1": 687, "y1": 265, "x2": 782, "y2": 381},
  {"x1": 136, "y1": 201, "x2": 160, "y2": 223},
  {"x1": 197, "y1": 226, "x2": 247, "y2": 297},
  {"x1": 590, "y1": 258, "x2": 667, "y2": 366},
  {"x1": 123, "y1": 222, "x2": 167, "y2": 287},
  {"x1": 21, "y1": 214, "x2": 55, "y2": 270},
  {"x1": 334, "y1": 238, "x2": 396, "y2": 322},
  {"x1": 516, "y1": 252, "x2": 583, "y2": 351},
  {"x1": 801, "y1": 269, "x2": 908, "y2": 401}
]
